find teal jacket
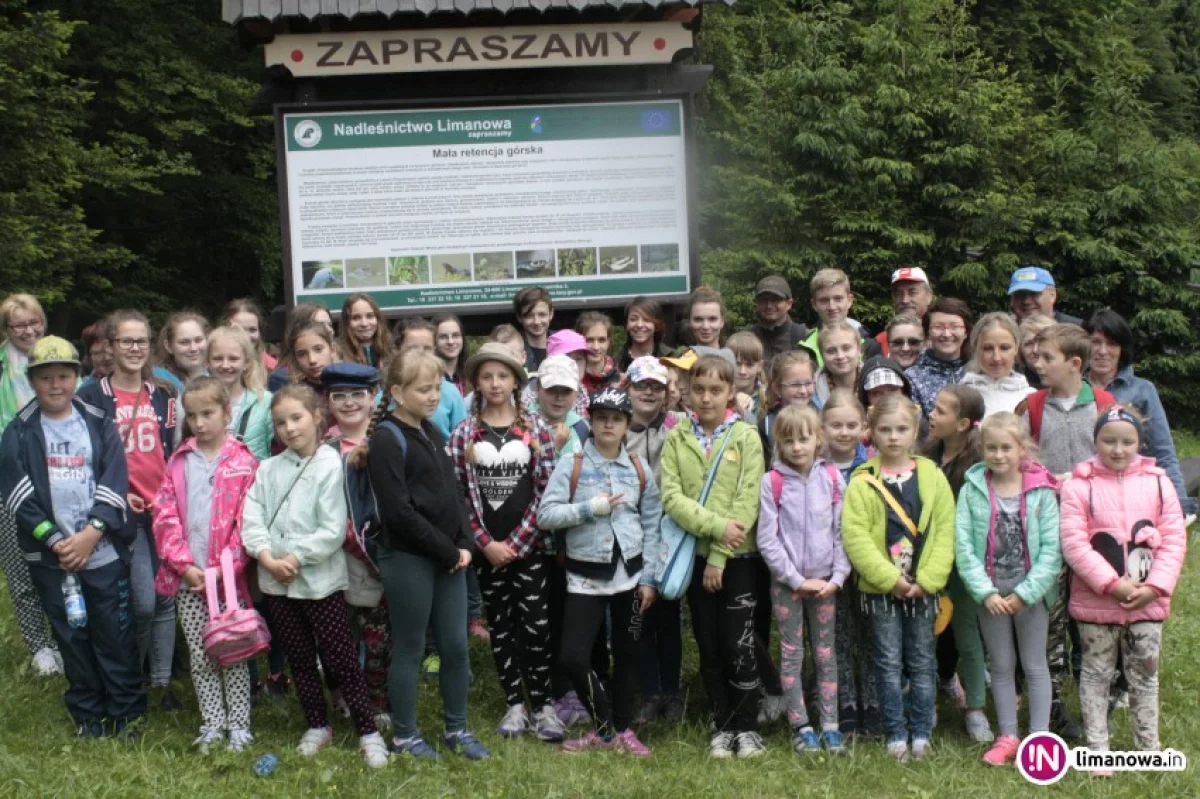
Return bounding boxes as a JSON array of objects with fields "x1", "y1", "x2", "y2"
[
  {"x1": 232, "y1": 389, "x2": 273, "y2": 461},
  {"x1": 660, "y1": 417, "x2": 763, "y2": 569},
  {"x1": 954, "y1": 461, "x2": 1061, "y2": 609},
  {"x1": 841, "y1": 456, "x2": 956, "y2": 595}
]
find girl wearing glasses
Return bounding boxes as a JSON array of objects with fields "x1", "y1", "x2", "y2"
[
  {"x1": 78, "y1": 309, "x2": 181, "y2": 712},
  {"x1": 207, "y1": 326, "x2": 273, "y2": 461},
  {"x1": 905, "y1": 298, "x2": 975, "y2": 419},
  {"x1": 0, "y1": 293, "x2": 62, "y2": 678}
]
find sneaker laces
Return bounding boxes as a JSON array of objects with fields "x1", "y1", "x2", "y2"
[
  {"x1": 500, "y1": 704, "x2": 528, "y2": 729},
  {"x1": 536, "y1": 705, "x2": 565, "y2": 733},
  {"x1": 193, "y1": 727, "x2": 224, "y2": 748}
]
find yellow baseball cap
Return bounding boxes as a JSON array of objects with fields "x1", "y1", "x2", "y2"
[
  {"x1": 661, "y1": 349, "x2": 698, "y2": 371},
  {"x1": 27, "y1": 336, "x2": 81, "y2": 371}
]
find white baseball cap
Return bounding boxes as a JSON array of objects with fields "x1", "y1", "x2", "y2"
[{"x1": 536, "y1": 355, "x2": 580, "y2": 391}]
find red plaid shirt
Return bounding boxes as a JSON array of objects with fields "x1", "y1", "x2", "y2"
[{"x1": 449, "y1": 414, "x2": 556, "y2": 558}]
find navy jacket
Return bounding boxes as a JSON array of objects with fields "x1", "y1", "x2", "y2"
[
  {"x1": 0, "y1": 397, "x2": 131, "y2": 566},
  {"x1": 77, "y1": 376, "x2": 178, "y2": 461}
]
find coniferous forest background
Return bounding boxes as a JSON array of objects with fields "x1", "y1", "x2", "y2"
[{"x1": 3, "y1": 0, "x2": 1200, "y2": 421}]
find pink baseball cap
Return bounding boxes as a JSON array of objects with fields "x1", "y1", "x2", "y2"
[{"x1": 546, "y1": 329, "x2": 588, "y2": 357}]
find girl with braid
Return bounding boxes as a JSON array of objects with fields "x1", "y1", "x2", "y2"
[{"x1": 449, "y1": 343, "x2": 561, "y2": 742}]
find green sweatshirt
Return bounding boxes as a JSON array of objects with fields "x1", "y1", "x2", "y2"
[
  {"x1": 660, "y1": 418, "x2": 764, "y2": 569},
  {"x1": 841, "y1": 455, "x2": 956, "y2": 595}
]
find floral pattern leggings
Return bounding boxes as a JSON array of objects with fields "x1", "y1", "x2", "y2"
[{"x1": 771, "y1": 583, "x2": 838, "y2": 731}]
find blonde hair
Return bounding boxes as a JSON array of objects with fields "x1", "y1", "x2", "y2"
[
  {"x1": 691, "y1": 354, "x2": 736, "y2": 386},
  {"x1": 774, "y1": 405, "x2": 823, "y2": 461},
  {"x1": 0, "y1": 293, "x2": 46, "y2": 333},
  {"x1": 969, "y1": 312, "x2": 1021, "y2": 373},
  {"x1": 488, "y1": 323, "x2": 522, "y2": 344},
  {"x1": 182, "y1": 375, "x2": 232, "y2": 415},
  {"x1": 867, "y1": 393, "x2": 921, "y2": 434},
  {"x1": 208, "y1": 325, "x2": 267, "y2": 397},
  {"x1": 979, "y1": 411, "x2": 1039, "y2": 462},
  {"x1": 818, "y1": 320, "x2": 859, "y2": 352},
  {"x1": 822, "y1": 389, "x2": 866, "y2": 422},
  {"x1": 351, "y1": 349, "x2": 441, "y2": 468},
  {"x1": 726, "y1": 331, "x2": 764, "y2": 365},
  {"x1": 810, "y1": 268, "x2": 850, "y2": 295},
  {"x1": 765, "y1": 349, "x2": 815, "y2": 409}
]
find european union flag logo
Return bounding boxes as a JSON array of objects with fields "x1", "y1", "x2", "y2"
[
  {"x1": 640, "y1": 109, "x2": 672, "y2": 131},
  {"x1": 531, "y1": 116, "x2": 543, "y2": 134}
]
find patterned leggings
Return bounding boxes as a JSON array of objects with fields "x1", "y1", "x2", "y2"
[
  {"x1": 479, "y1": 556, "x2": 553, "y2": 710},
  {"x1": 1079, "y1": 621, "x2": 1162, "y2": 751},
  {"x1": 0, "y1": 507, "x2": 54, "y2": 655},
  {"x1": 772, "y1": 584, "x2": 838, "y2": 731},
  {"x1": 835, "y1": 580, "x2": 877, "y2": 712},
  {"x1": 266, "y1": 593, "x2": 378, "y2": 736},
  {"x1": 177, "y1": 589, "x2": 251, "y2": 732},
  {"x1": 351, "y1": 601, "x2": 391, "y2": 715}
]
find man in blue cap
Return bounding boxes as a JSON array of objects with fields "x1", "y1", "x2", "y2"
[{"x1": 1008, "y1": 265, "x2": 1082, "y2": 325}]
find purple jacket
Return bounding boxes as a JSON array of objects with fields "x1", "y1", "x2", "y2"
[{"x1": 757, "y1": 459, "x2": 850, "y2": 590}]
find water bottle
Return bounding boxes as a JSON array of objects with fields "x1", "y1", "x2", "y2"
[
  {"x1": 254, "y1": 753, "x2": 279, "y2": 777},
  {"x1": 62, "y1": 572, "x2": 87, "y2": 629}
]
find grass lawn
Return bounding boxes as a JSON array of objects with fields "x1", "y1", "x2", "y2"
[{"x1": 0, "y1": 431, "x2": 1196, "y2": 796}]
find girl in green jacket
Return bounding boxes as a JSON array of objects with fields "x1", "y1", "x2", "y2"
[
  {"x1": 841, "y1": 395, "x2": 955, "y2": 763},
  {"x1": 660, "y1": 355, "x2": 765, "y2": 759}
]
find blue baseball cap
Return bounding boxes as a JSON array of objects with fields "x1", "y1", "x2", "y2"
[
  {"x1": 1008, "y1": 266, "x2": 1055, "y2": 294},
  {"x1": 320, "y1": 362, "x2": 379, "y2": 390}
]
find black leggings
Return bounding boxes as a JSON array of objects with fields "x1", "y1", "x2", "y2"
[
  {"x1": 550, "y1": 561, "x2": 610, "y2": 698},
  {"x1": 559, "y1": 587, "x2": 642, "y2": 734},
  {"x1": 688, "y1": 556, "x2": 761, "y2": 732}
]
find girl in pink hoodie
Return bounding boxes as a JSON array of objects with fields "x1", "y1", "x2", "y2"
[
  {"x1": 757, "y1": 405, "x2": 850, "y2": 756},
  {"x1": 1059, "y1": 406, "x2": 1187, "y2": 760},
  {"x1": 153, "y1": 377, "x2": 259, "y2": 753}
]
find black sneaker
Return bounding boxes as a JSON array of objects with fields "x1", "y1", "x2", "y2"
[
  {"x1": 838, "y1": 705, "x2": 859, "y2": 737},
  {"x1": 661, "y1": 695, "x2": 685, "y2": 724},
  {"x1": 1050, "y1": 701, "x2": 1081, "y2": 742},
  {"x1": 160, "y1": 687, "x2": 183, "y2": 712},
  {"x1": 77, "y1": 720, "x2": 107, "y2": 739},
  {"x1": 264, "y1": 672, "x2": 291, "y2": 699},
  {"x1": 861, "y1": 705, "x2": 884, "y2": 739},
  {"x1": 634, "y1": 695, "x2": 662, "y2": 725}
]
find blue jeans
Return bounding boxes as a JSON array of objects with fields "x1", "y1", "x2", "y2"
[
  {"x1": 129, "y1": 519, "x2": 176, "y2": 687},
  {"x1": 868, "y1": 593, "x2": 937, "y2": 745}
]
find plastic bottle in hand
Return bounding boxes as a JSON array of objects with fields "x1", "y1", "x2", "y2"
[{"x1": 62, "y1": 572, "x2": 87, "y2": 628}]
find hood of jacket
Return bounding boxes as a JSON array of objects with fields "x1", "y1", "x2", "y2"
[
  {"x1": 962, "y1": 459, "x2": 1058, "y2": 496},
  {"x1": 960, "y1": 369, "x2": 1032, "y2": 393},
  {"x1": 857, "y1": 356, "x2": 913, "y2": 407},
  {"x1": 1071, "y1": 453, "x2": 1160, "y2": 481}
]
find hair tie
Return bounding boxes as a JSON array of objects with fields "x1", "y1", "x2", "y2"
[
  {"x1": 1094, "y1": 404, "x2": 1142, "y2": 442},
  {"x1": 971, "y1": 420, "x2": 981, "y2": 429}
]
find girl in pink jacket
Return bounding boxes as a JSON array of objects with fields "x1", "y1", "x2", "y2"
[
  {"x1": 1059, "y1": 406, "x2": 1186, "y2": 760},
  {"x1": 152, "y1": 377, "x2": 259, "y2": 753}
]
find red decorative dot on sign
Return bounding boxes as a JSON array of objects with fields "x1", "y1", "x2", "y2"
[
  {"x1": 654, "y1": 38, "x2": 667, "y2": 50},
  {"x1": 291, "y1": 49, "x2": 304, "y2": 62}
]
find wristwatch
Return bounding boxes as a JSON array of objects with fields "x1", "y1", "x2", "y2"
[{"x1": 88, "y1": 517, "x2": 108, "y2": 533}]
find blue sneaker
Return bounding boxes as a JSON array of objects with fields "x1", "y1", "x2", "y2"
[
  {"x1": 821, "y1": 729, "x2": 847, "y2": 755},
  {"x1": 391, "y1": 734, "x2": 442, "y2": 761},
  {"x1": 792, "y1": 727, "x2": 820, "y2": 753},
  {"x1": 443, "y1": 730, "x2": 492, "y2": 761}
]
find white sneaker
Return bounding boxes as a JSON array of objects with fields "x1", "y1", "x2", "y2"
[
  {"x1": 964, "y1": 709, "x2": 995, "y2": 743},
  {"x1": 709, "y1": 730, "x2": 736, "y2": 759},
  {"x1": 533, "y1": 704, "x2": 566, "y2": 742},
  {"x1": 297, "y1": 726, "x2": 334, "y2": 756},
  {"x1": 52, "y1": 649, "x2": 64, "y2": 672},
  {"x1": 193, "y1": 726, "x2": 225, "y2": 753},
  {"x1": 360, "y1": 732, "x2": 390, "y2": 769},
  {"x1": 227, "y1": 729, "x2": 254, "y2": 753},
  {"x1": 736, "y1": 731, "x2": 767, "y2": 759},
  {"x1": 31, "y1": 647, "x2": 62, "y2": 677},
  {"x1": 497, "y1": 703, "x2": 530, "y2": 738}
]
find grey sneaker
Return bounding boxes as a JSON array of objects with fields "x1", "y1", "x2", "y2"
[
  {"x1": 497, "y1": 704, "x2": 530, "y2": 738},
  {"x1": 964, "y1": 709, "x2": 995, "y2": 743},
  {"x1": 534, "y1": 704, "x2": 566, "y2": 742},
  {"x1": 735, "y1": 731, "x2": 767, "y2": 759},
  {"x1": 709, "y1": 731, "x2": 736, "y2": 759}
]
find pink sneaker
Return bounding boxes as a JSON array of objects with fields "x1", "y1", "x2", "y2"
[
  {"x1": 613, "y1": 729, "x2": 651, "y2": 757},
  {"x1": 982, "y1": 735, "x2": 1020, "y2": 766},
  {"x1": 468, "y1": 619, "x2": 490, "y2": 643},
  {"x1": 563, "y1": 731, "x2": 613, "y2": 753}
]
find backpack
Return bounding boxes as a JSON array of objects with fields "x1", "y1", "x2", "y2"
[
  {"x1": 343, "y1": 423, "x2": 408, "y2": 570},
  {"x1": 201, "y1": 548, "x2": 271, "y2": 668},
  {"x1": 768, "y1": 462, "x2": 842, "y2": 507},
  {"x1": 1022, "y1": 387, "x2": 1116, "y2": 443}
]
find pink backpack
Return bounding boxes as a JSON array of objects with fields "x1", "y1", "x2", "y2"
[
  {"x1": 202, "y1": 548, "x2": 271, "y2": 668},
  {"x1": 769, "y1": 462, "x2": 842, "y2": 507}
]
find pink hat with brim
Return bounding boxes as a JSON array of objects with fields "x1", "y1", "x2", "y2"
[{"x1": 546, "y1": 329, "x2": 588, "y2": 357}]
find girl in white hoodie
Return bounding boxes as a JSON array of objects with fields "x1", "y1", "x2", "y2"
[{"x1": 960, "y1": 313, "x2": 1035, "y2": 417}]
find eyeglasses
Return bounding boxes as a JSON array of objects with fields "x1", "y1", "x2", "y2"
[
  {"x1": 930, "y1": 324, "x2": 966, "y2": 334},
  {"x1": 781, "y1": 381, "x2": 816, "y2": 392},
  {"x1": 330, "y1": 389, "x2": 371, "y2": 404},
  {"x1": 631, "y1": 382, "x2": 666, "y2": 394},
  {"x1": 7, "y1": 320, "x2": 43, "y2": 334},
  {"x1": 115, "y1": 337, "x2": 151, "y2": 351},
  {"x1": 889, "y1": 337, "x2": 924, "y2": 349}
]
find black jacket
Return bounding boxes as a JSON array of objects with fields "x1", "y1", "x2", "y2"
[
  {"x1": 0, "y1": 397, "x2": 131, "y2": 566},
  {"x1": 748, "y1": 319, "x2": 809, "y2": 363},
  {"x1": 368, "y1": 415, "x2": 472, "y2": 569}
]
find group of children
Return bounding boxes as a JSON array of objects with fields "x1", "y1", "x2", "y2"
[{"x1": 0, "y1": 282, "x2": 1187, "y2": 777}]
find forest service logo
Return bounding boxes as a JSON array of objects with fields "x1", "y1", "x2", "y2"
[{"x1": 293, "y1": 120, "x2": 323, "y2": 148}]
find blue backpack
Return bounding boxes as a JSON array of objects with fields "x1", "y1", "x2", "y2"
[{"x1": 339, "y1": 424, "x2": 407, "y2": 570}]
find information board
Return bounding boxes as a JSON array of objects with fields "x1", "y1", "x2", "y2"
[{"x1": 280, "y1": 100, "x2": 693, "y2": 313}]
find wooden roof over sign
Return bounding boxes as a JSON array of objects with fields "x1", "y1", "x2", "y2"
[{"x1": 222, "y1": 0, "x2": 730, "y2": 22}]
